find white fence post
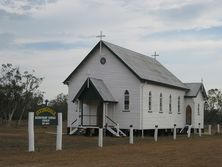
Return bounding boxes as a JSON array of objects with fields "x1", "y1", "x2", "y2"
[
  {"x1": 199, "y1": 123, "x2": 202, "y2": 137},
  {"x1": 173, "y1": 124, "x2": 176, "y2": 140},
  {"x1": 154, "y1": 125, "x2": 158, "y2": 142},
  {"x1": 56, "y1": 112, "x2": 62, "y2": 151},
  {"x1": 129, "y1": 125, "x2": 133, "y2": 144},
  {"x1": 217, "y1": 124, "x2": 220, "y2": 134},
  {"x1": 208, "y1": 125, "x2": 212, "y2": 135},
  {"x1": 28, "y1": 112, "x2": 35, "y2": 152},
  {"x1": 98, "y1": 128, "x2": 103, "y2": 147}
]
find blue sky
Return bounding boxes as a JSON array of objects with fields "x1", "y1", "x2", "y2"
[{"x1": 0, "y1": 0, "x2": 222, "y2": 99}]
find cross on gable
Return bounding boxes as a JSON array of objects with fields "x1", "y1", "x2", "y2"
[
  {"x1": 152, "y1": 51, "x2": 159, "y2": 60},
  {"x1": 96, "y1": 31, "x2": 106, "y2": 41},
  {"x1": 96, "y1": 31, "x2": 106, "y2": 56}
]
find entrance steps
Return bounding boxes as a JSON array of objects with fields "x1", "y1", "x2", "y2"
[
  {"x1": 106, "y1": 126, "x2": 127, "y2": 137},
  {"x1": 180, "y1": 124, "x2": 192, "y2": 134},
  {"x1": 69, "y1": 116, "x2": 127, "y2": 137}
]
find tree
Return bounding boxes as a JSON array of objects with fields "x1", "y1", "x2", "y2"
[
  {"x1": 0, "y1": 63, "x2": 44, "y2": 126},
  {"x1": 49, "y1": 93, "x2": 67, "y2": 120},
  {"x1": 0, "y1": 64, "x2": 23, "y2": 125},
  {"x1": 17, "y1": 70, "x2": 44, "y2": 125},
  {"x1": 204, "y1": 89, "x2": 222, "y2": 124}
]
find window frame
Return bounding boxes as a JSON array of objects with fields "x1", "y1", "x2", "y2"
[
  {"x1": 148, "y1": 91, "x2": 152, "y2": 112},
  {"x1": 198, "y1": 103, "x2": 200, "y2": 115},
  {"x1": 169, "y1": 94, "x2": 172, "y2": 114},
  {"x1": 123, "y1": 90, "x2": 130, "y2": 111},
  {"x1": 160, "y1": 93, "x2": 163, "y2": 113},
  {"x1": 178, "y1": 96, "x2": 180, "y2": 114}
]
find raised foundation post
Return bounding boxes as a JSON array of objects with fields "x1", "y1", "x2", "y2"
[
  {"x1": 198, "y1": 123, "x2": 202, "y2": 137},
  {"x1": 129, "y1": 125, "x2": 133, "y2": 144},
  {"x1": 217, "y1": 124, "x2": 220, "y2": 134},
  {"x1": 154, "y1": 125, "x2": 158, "y2": 142},
  {"x1": 56, "y1": 112, "x2": 62, "y2": 151},
  {"x1": 173, "y1": 124, "x2": 176, "y2": 140},
  {"x1": 187, "y1": 126, "x2": 191, "y2": 138},
  {"x1": 28, "y1": 112, "x2": 35, "y2": 152},
  {"x1": 208, "y1": 125, "x2": 212, "y2": 135},
  {"x1": 116, "y1": 123, "x2": 120, "y2": 137},
  {"x1": 98, "y1": 128, "x2": 103, "y2": 147}
]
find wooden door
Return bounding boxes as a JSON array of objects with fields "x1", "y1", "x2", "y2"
[
  {"x1": 97, "y1": 102, "x2": 103, "y2": 128},
  {"x1": 186, "y1": 105, "x2": 192, "y2": 125}
]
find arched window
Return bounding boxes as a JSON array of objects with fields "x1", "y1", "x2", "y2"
[
  {"x1": 160, "y1": 93, "x2": 163, "y2": 112},
  {"x1": 169, "y1": 95, "x2": 172, "y2": 113},
  {"x1": 148, "y1": 91, "x2": 152, "y2": 111},
  {"x1": 178, "y1": 96, "x2": 180, "y2": 113},
  {"x1": 124, "y1": 90, "x2": 129, "y2": 110},
  {"x1": 198, "y1": 104, "x2": 200, "y2": 115}
]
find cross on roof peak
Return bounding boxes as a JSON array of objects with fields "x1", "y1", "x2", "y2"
[
  {"x1": 152, "y1": 51, "x2": 159, "y2": 60},
  {"x1": 96, "y1": 31, "x2": 106, "y2": 41}
]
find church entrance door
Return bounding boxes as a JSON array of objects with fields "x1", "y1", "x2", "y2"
[
  {"x1": 97, "y1": 102, "x2": 103, "y2": 128},
  {"x1": 186, "y1": 105, "x2": 192, "y2": 125}
]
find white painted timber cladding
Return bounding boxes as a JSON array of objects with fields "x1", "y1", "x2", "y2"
[
  {"x1": 67, "y1": 44, "x2": 205, "y2": 130},
  {"x1": 184, "y1": 91, "x2": 204, "y2": 129},
  {"x1": 142, "y1": 83, "x2": 186, "y2": 129},
  {"x1": 67, "y1": 46, "x2": 141, "y2": 129},
  {"x1": 193, "y1": 91, "x2": 204, "y2": 129}
]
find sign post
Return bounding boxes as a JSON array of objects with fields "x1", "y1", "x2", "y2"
[
  {"x1": 28, "y1": 112, "x2": 35, "y2": 152},
  {"x1": 28, "y1": 106, "x2": 62, "y2": 152},
  {"x1": 56, "y1": 112, "x2": 62, "y2": 150}
]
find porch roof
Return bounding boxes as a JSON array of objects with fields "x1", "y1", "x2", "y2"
[{"x1": 73, "y1": 77, "x2": 117, "y2": 103}]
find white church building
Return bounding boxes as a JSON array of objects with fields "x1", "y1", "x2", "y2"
[{"x1": 64, "y1": 40, "x2": 207, "y2": 136}]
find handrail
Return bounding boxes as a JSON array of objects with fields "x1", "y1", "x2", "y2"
[
  {"x1": 71, "y1": 118, "x2": 78, "y2": 125},
  {"x1": 105, "y1": 115, "x2": 118, "y2": 126}
]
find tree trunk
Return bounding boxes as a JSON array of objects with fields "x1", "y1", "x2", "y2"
[
  {"x1": 17, "y1": 107, "x2": 26, "y2": 126},
  {"x1": 7, "y1": 103, "x2": 17, "y2": 127}
]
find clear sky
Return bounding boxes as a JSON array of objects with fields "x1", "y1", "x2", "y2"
[{"x1": 0, "y1": 0, "x2": 221, "y2": 100}]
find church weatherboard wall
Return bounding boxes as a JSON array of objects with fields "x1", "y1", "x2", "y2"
[{"x1": 64, "y1": 40, "x2": 207, "y2": 135}]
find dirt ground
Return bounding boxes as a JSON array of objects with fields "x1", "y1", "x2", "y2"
[{"x1": 0, "y1": 125, "x2": 222, "y2": 167}]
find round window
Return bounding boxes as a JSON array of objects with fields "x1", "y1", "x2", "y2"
[{"x1": 100, "y1": 57, "x2": 106, "y2": 65}]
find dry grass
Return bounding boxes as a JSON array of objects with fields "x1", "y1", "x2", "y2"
[{"x1": 0, "y1": 124, "x2": 222, "y2": 167}]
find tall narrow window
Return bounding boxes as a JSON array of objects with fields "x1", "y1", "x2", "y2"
[
  {"x1": 178, "y1": 96, "x2": 180, "y2": 113},
  {"x1": 149, "y1": 91, "x2": 152, "y2": 111},
  {"x1": 169, "y1": 95, "x2": 172, "y2": 113},
  {"x1": 124, "y1": 90, "x2": 129, "y2": 110},
  {"x1": 198, "y1": 104, "x2": 200, "y2": 115},
  {"x1": 160, "y1": 93, "x2": 163, "y2": 112}
]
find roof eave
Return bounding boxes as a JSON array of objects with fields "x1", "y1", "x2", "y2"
[
  {"x1": 141, "y1": 79, "x2": 189, "y2": 91},
  {"x1": 63, "y1": 41, "x2": 101, "y2": 85}
]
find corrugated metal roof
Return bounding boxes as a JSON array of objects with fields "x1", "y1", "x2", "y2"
[
  {"x1": 73, "y1": 78, "x2": 117, "y2": 102},
  {"x1": 185, "y1": 83, "x2": 202, "y2": 97},
  {"x1": 90, "y1": 78, "x2": 116, "y2": 102},
  {"x1": 103, "y1": 41, "x2": 188, "y2": 90}
]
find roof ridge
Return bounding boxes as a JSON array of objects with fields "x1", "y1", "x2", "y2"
[
  {"x1": 102, "y1": 40, "x2": 155, "y2": 61},
  {"x1": 185, "y1": 82, "x2": 202, "y2": 84}
]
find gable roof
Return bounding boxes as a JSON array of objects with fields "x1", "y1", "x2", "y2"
[
  {"x1": 184, "y1": 83, "x2": 207, "y2": 98},
  {"x1": 103, "y1": 41, "x2": 188, "y2": 90},
  {"x1": 73, "y1": 77, "x2": 117, "y2": 103},
  {"x1": 64, "y1": 40, "x2": 188, "y2": 90}
]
